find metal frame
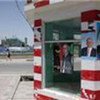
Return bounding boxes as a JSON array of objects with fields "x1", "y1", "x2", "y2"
[
  {"x1": 42, "y1": 18, "x2": 81, "y2": 89},
  {"x1": 42, "y1": 21, "x2": 46, "y2": 88},
  {"x1": 45, "y1": 40, "x2": 80, "y2": 43}
]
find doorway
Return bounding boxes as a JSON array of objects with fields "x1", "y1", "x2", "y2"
[{"x1": 44, "y1": 18, "x2": 81, "y2": 95}]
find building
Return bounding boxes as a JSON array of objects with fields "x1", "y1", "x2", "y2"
[
  {"x1": 1, "y1": 38, "x2": 26, "y2": 47},
  {"x1": 25, "y1": 0, "x2": 100, "y2": 100}
]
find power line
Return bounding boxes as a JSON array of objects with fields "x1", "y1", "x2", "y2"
[{"x1": 15, "y1": 0, "x2": 34, "y2": 33}]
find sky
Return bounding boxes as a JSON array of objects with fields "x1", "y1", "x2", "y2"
[{"x1": 0, "y1": 0, "x2": 34, "y2": 46}]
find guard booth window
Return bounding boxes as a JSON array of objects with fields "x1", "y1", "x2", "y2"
[{"x1": 44, "y1": 18, "x2": 81, "y2": 95}]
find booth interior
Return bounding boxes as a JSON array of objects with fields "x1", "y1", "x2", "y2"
[{"x1": 44, "y1": 17, "x2": 81, "y2": 95}]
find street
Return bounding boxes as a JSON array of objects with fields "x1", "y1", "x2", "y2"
[{"x1": 0, "y1": 59, "x2": 33, "y2": 75}]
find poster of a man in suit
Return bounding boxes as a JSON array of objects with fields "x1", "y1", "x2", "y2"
[
  {"x1": 81, "y1": 32, "x2": 96, "y2": 57},
  {"x1": 97, "y1": 22, "x2": 100, "y2": 59}
]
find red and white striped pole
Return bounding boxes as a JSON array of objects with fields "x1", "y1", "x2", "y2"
[
  {"x1": 34, "y1": 18, "x2": 55, "y2": 100},
  {"x1": 81, "y1": 10, "x2": 100, "y2": 100},
  {"x1": 33, "y1": 1, "x2": 59, "y2": 99},
  {"x1": 34, "y1": 19, "x2": 42, "y2": 90}
]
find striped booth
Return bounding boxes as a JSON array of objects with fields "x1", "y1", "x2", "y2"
[{"x1": 33, "y1": 0, "x2": 100, "y2": 100}]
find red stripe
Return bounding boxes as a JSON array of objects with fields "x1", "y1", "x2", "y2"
[
  {"x1": 34, "y1": 19, "x2": 42, "y2": 27},
  {"x1": 81, "y1": 10, "x2": 100, "y2": 22},
  {"x1": 36, "y1": 94, "x2": 54, "y2": 100},
  {"x1": 81, "y1": 88, "x2": 100, "y2": 100},
  {"x1": 34, "y1": 49, "x2": 42, "y2": 57},
  {"x1": 81, "y1": 70, "x2": 100, "y2": 81},
  {"x1": 34, "y1": 66, "x2": 42, "y2": 74},
  {"x1": 34, "y1": 0, "x2": 49, "y2": 8},
  {"x1": 34, "y1": 80, "x2": 42, "y2": 89}
]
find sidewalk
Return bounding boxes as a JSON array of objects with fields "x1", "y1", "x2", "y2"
[
  {"x1": 0, "y1": 75, "x2": 20, "y2": 100},
  {"x1": 0, "y1": 74, "x2": 34, "y2": 100},
  {"x1": 13, "y1": 81, "x2": 33, "y2": 100}
]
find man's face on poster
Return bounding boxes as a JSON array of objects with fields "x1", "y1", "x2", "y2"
[{"x1": 86, "y1": 38, "x2": 94, "y2": 48}]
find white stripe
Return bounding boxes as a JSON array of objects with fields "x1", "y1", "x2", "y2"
[
  {"x1": 96, "y1": 60, "x2": 100, "y2": 70},
  {"x1": 80, "y1": 98, "x2": 88, "y2": 100},
  {"x1": 81, "y1": 80, "x2": 100, "y2": 91},
  {"x1": 36, "y1": 88, "x2": 80, "y2": 100},
  {"x1": 25, "y1": 3, "x2": 34, "y2": 11},
  {"x1": 50, "y1": 0, "x2": 64, "y2": 4},
  {"x1": 34, "y1": 46, "x2": 42, "y2": 49},
  {"x1": 81, "y1": 22, "x2": 88, "y2": 31},
  {"x1": 81, "y1": 60, "x2": 95, "y2": 70},
  {"x1": 81, "y1": 60, "x2": 100, "y2": 70},
  {"x1": 34, "y1": 73, "x2": 42, "y2": 81},
  {"x1": 34, "y1": 56, "x2": 41, "y2": 66}
]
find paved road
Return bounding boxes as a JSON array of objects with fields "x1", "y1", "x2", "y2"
[{"x1": 0, "y1": 59, "x2": 33, "y2": 75}]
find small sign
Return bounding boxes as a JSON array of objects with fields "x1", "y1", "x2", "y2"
[{"x1": 53, "y1": 30, "x2": 59, "y2": 41}]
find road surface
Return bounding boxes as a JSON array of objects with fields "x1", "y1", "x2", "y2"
[{"x1": 0, "y1": 59, "x2": 33, "y2": 75}]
